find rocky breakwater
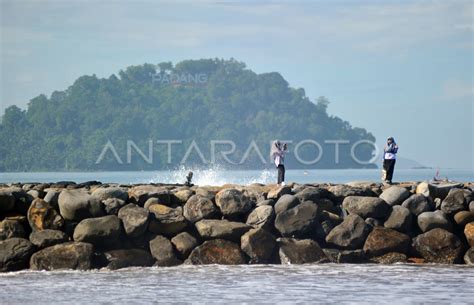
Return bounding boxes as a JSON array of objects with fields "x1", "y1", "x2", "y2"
[{"x1": 1, "y1": 180, "x2": 473, "y2": 271}]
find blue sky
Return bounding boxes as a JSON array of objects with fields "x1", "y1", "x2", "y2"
[{"x1": 1, "y1": 0, "x2": 473, "y2": 169}]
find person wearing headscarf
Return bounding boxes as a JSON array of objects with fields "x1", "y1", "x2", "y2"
[
  {"x1": 271, "y1": 140, "x2": 287, "y2": 185},
  {"x1": 382, "y1": 137, "x2": 398, "y2": 184}
]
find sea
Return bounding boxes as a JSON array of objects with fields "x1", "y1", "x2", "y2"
[{"x1": 1, "y1": 168, "x2": 473, "y2": 304}]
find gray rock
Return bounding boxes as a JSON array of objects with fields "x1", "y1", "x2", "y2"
[
  {"x1": 149, "y1": 235, "x2": 182, "y2": 267},
  {"x1": 274, "y1": 202, "x2": 318, "y2": 238},
  {"x1": 43, "y1": 189, "x2": 60, "y2": 209},
  {"x1": 27, "y1": 198, "x2": 64, "y2": 231},
  {"x1": 363, "y1": 227, "x2": 411, "y2": 257},
  {"x1": 412, "y1": 228, "x2": 464, "y2": 264},
  {"x1": 171, "y1": 189, "x2": 194, "y2": 205},
  {"x1": 241, "y1": 228, "x2": 276, "y2": 263},
  {"x1": 91, "y1": 187, "x2": 128, "y2": 202},
  {"x1": 295, "y1": 187, "x2": 331, "y2": 203},
  {"x1": 277, "y1": 238, "x2": 328, "y2": 264},
  {"x1": 103, "y1": 198, "x2": 127, "y2": 215},
  {"x1": 441, "y1": 188, "x2": 467, "y2": 215},
  {"x1": 401, "y1": 194, "x2": 432, "y2": 216},
  {"x1": 365, "y1": 218, "x2": 383, "y2": 228},
  {"x1": 104, "y1": 249, "x2": 155, "y2": 270},
  {"x1": 266, "y1": 185, "x2": 292, "y2": 200},
  {"x1": 325, "y1": 214, "x2": 371, "y2": 250},
  {"x1": 464, "y1": 247, "x2": 474, "y2": 265},
  {"x1": 379, "y1": 186, "x2": 411, "y2": 206},
  {"x1": 384, "y1": 206, "x2": 413, "y2": 233},
  {"x1": 171, "y1": 232, "x2": 198, "y2": 259},
  {"x1": 0, "y1": 189, "x2": 16, "y2": 212},
  {"x1": 328, "y1": 185, "x2": 377, "y2": 204},
  {"x1": 1, "y1": 187, "x2": 31, "y2": 214},
  {"x1": 183, "y1": 195, "x2": 220, "y2": 223},
  {"x1": 186, "y1": 239, "x2": 247, "y2": 265},
  {"x1": 128, "y1": 185, "x2": 170, "y2": 206},
  {"x1": 417, "y1": 210, "x2": 452, "y2": 232},
  {"x1": 215, "y1": 188, "x2": 253, "y2": 217},
  {"x1": 58, "y1": 189, "x2": 104, "y2": 221},
  {"x1": 117, "y1": 204, "x2": 149, "y2": 238},
  {"x1": 416, "y1": 182, "x2": 463, "y2": 201},
  {"x1": 30, "y1": 242, "x2": 94, "y2": 270},
  {"x1": 0, "y1": 238, "x2": 35, "y2": 272},
  {"x1": 148, "y1": 204, "x2": 187, "y2": 236},
  {"x1": 195, "y1": 219, "x2": 251, "y2": 242},
  {"x1": 342, "y1": 196, "x2": 391, "y2": 219},
  {"x1": 274, "y1": 194, "x2": 300, "y2": 214},
  {"x1": 322, "y1": 249, "x2": 367, "y2": 263},
  {"x1": 29, "y1": 229, "x2": 68, "y2": 249},
  {"x1": 0, "y1": 219, "x2": 25, "y2": 240},
  {"x1": 470, "y1": 201, "x2": 474, "y2": 212},
  {"x1": 246, "y1": 205, "x2": 275, "y2": 231},
  {"x1": 27, "y1": 189, "x2": 43, "y2": 200},
  {"x1": 370, "y1": 252, "x2": 407, "y2": 264},
  {"x1": 256, "y1": 199, "x2": 274, "y2": 207},
  {"x1": 73, "y1": 215, "x2": 122, "y2": 247}
]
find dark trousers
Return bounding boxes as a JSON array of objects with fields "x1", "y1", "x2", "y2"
[
  {"x1": 383, "y1": 159, "x2": 396, "y2": 182},
  {"x1": 277, "y1": 165, "x2": 285, "y2": 184}
]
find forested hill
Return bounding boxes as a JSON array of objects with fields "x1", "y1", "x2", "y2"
[{"x1": 0, "y1": 58, "x2": 376, "y2": 171}]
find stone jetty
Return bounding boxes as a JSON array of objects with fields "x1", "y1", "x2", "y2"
[{"x1": 1, "y1": 180, "x2": 473, "y2": 271}]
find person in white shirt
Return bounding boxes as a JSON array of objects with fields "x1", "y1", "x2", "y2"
[
  {"x1": 383, "y1": 137, "x2": 398, "y2": 184},
  {"x1": 271, "y1": 140, "x2": 288, "y2": 185}
]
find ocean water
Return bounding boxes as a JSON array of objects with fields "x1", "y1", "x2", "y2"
[
  {"x1": 0, "y1": 168, "x2": 472, "y2": 185},
  {"x1": 1, "y1": 264, "x2": 473, "y2": 304}
]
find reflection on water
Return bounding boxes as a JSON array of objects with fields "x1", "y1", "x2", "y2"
[{"x1": 1, "y1": 264, "x2": 473, "y2": 303}]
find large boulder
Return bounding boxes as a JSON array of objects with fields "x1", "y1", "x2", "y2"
[
  {"x1": 464, "y1": 247, "x2": 474, "y2": 265},
  {"x1": 274, "y1": 202, "x2": 318, "y2": 238},
  {"x1": 416, "y1": 182, "x2": 462, "y2": 201},
  {"x1": 266, "y1": 185, "x2": 292, "y2": 200},
  {"x1": 383, "y1": 206, "x2": 413, "y2": 233},
  {"x1": 246, "y1": 205, "x2": 275, "y2": 231},
  {"x1": 274, "y1": 194, "x2": 300, "y2": 214},
  {"x1": 342, "y1": 196, "x2": 391, "y2": 219},
  {"x1": 149, "y1": 235, "x2": 182, "y2": 267},
  {"x1": 186, "y1": 239, "x2": 247, "y2": 265},
  {"x1": 215, "y1": 188, "x2": 253, "y2": 217},
  {"x1": 1, "y1": 187, "x2": 31, "y2": 214},
  {"x1": 0, "y1": 238, "x2": 35, "y2": 272},
  {"x1": 128, "y1": 185, "x2": 170, "y2": 206},
  {"x1": 103, "y1": 249, "x2": 155, "y2": 270},
  {"x1": 195, "y1": 219, "x2": 251, "y2": 242},
  {"x1": 277, "y1": 238, "x2": 328, "y2": 264},
  {"x1": 325, "y1": 214, "x2": 371, "y2": 250},
  {"x1": 295, "y1": 187, "x2": 332, "y2": 203},
  {"x1": 241, "y1": 228, "x2": 276, "y2": 263},
  {"x1": 29, "y1": 229, "x2": 69, "y2": 249},
  {"x1": 0, "y1": 219, "x2": 25, "y2": 240},
  {"x1": 440, "y1": 188, "x2": 468, "y2": 215},
  {"x1": 183, "y1": 195, "x2": 220, "y2": 223},
  {"x1": 0, "y1": 189, "x2": 16, "y2": 212},
  {"x1": 171, "y1": 188, "x2": 194, "y2": 206},
  {"x1": 454, "y1": 211, "x2": 474, "y2": 227},
  {"x1": 322, "y1": 248, "x2": 367, "y2": 263},
  {"x1": 73, "y1": 215, "x2": 122, "y2": 247},
  {"x1": 43, "y1": 189, "x2": 61, "y2": 209},
  {"x1": 27, "y1": 198, "x2": 64, "y2": 231},
  {"x1": 91, "y1": 187, "x2": 128, "y2": 202},
  {"x1": 363, "y1": 227, "x2": 410, "y2": 257},
  {"x1": 465, "y1": 222, "x2": 474, "y2": 247},
  {"x1": 117, "y1": 204, "x2": 149, "y2": 238},
  {"x1": 401, "y1": 194, "x2": 432, "y2": 216},
  {"x1": 328, "y1": 185, "x2": 376, "y2": 204},
  {"x1": 148, "y1": 204, "x2": 187, "y2": 236},
  {"x1": 417, "y1": 210, "x2": 452, "y2": 232},
  {"x1": 171, "y1": 232, "x2": 198, "y2": 259},
  {"x1": 103, "y1": 198, "x2": 127, "y2": 215},
  {"x1": 412, "y1": 228, "x2": 464, "y2": 264},
  {"x1": 30, "y1": 242, "x2": 94, "y2": 270},
  {"x1": 379, "y1": 186, "x2": 411, "y2": 206},
  {"x1": 58, "y1": 189, "x2": 104, "y2": 221}
]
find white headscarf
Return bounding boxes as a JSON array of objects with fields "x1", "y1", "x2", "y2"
[{"x1": 271, "y1": 140, "x2": 282, "y2": 157}]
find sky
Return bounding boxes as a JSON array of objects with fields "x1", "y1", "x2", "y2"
[{"x1": 1, "y1": 0, "x2": 473, "y2": 169}]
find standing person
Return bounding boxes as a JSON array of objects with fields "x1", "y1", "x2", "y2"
[
  {"x1": 271, "y1": 140, "x2": 287, "y2": 185},
  {"x1": 382, "y1": 137, "x2": 398, "y2": 184}
]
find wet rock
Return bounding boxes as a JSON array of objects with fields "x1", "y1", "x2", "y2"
[
  {"x1": 186, "y1": 239, "x2": 247, "y2": 265},
  {"x1": 117, "y1": 204, "x2": 149, "y2": 238},
  {"x1": 0, "y1": 238, "x2": 35, "y2": 272},
  {"x1": 441, "y1": 189, "x2": 467, "y2": 215},
  {"x1": 384, "y1": 206, "x2": 413, "y2": 233},
  {"x1": 342, "y1": 196, "x2": 391, "y2": 219},
  {"x1": 58, "y1": 189, "x2": 104, "y2": 221},
  {"x1": 104, "y1": 249, "x2": 155, "y2": 270},
  {"x1": 370, "y1": 252, "x2": 407, "y2": 264},
  {"x1": 171, "y1": 232, "x2": 198, "y2": 259},
  {"x1": 30, "y1": 242, "x2": 94, "y2": 270},
  {"x1": 379, "y1": 186, "x2": 411, "y2": 206},
  {"x1": 363, "y1": 227, "x2": 410, "y2": 257},
  {"x1": 27, "y1": 198, "x2": 64, "y2": 231},
  {"x1": 29, "y1": 229, "x2": 69, "y2": 249},
  {"x1": 325, "y1": 214, "x2": 371, "y2": 250},
  {"x1": 128, "y1": 185, "x2": 170, "y2": 206},
  {"x1": 454, "y1": 211, "x2": 474, "y2": 227},
  {"x1": 73, "y1": 215, "x2": 121, "y2": 248},
  {"x1": 0, "y1": 189, "x2": 16, "y2": 212},
  {"x1": 322, "y1": 249, "x2": 367, "y2": 263},
  {"x1": 149, "y1": 235, "x2": 182, "y2": 266},
  {"x1": 148, "y1": 204, "x2": 187, "y2": 236},
  {"x1": 465, "y1": 222, "x2": 474, "y2": 247},
  {"x1": 183, "y1": 195, "x2": 219, "y2": 223},
  {"x1": 464, "y1": 247, "x2": 474, "y2": 265},
  {"x1": 195, "y1": 219, "x2": 251, "y2": 242},
  {"x1": 277, "y1": 238, "x2": 328, "y2": 264},
  {"x1": 103, "y1": 198, "x2": 127, "y2": 215},
  {"x1": 0, "y1": 219, "x2": 25, "y2": 240},
  {"x1": 241, "y1": 228, "x2": 276, "y2": 263},
  {"x1": 266, "y1": 185, "x2": 291, "y2": 200},
  {"x1": 417, "y1": 210, "x2": 452, "y2": 232},
  {"x1": 215, "y1": 188, "x2": 253, "y2": 217},
  {"x1": 401, "y1": 194, "x2": 432, "y2": 216},
  {"x1": 274, "y1": 194, "x2": 300, "y2": 214},
  {"x1": 412, "y1": 228, "x2": 464, "y2": 264},
  {"x1": 246, "y1": 205, "x2": 275, "y2": 231},
  {"x1": 274, "y1": 202, "x2": 318, "y2": 238}
]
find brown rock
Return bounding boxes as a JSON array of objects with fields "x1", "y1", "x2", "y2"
[
  {"x1": 185, "y1": 239, "x2": 247, "y2": 265},
  {"x1": 30, "y1": 242, "x2": 94, "y2": 270},
  {"x1": 412, "y1": 228, "x2": 464, "y2": 264},
  {"x1": 454, "y1": 211, "x2": 474, "y2": 227},
  {"x1": 363, "y1": 227, "x2": 411, "y2": 257},
  {"x1": 27, "y1": 198, "x2": 64, "y2": 231},
  {"x1": 464, "y1": 222, "x2": 474, "y2": 247}
]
